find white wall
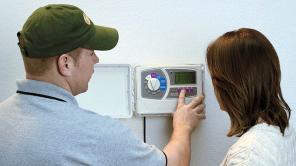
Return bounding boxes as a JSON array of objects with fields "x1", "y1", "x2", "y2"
[{"x1": 0, "y1": 0, "x2": 295, "y2": 165}]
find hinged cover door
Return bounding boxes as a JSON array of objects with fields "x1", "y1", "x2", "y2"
[{"x1": 75, "y1": 64, "x2": 133, "y2": 118}]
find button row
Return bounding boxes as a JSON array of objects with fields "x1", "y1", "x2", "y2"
[
  {"x1": 177, "y1": 87, "x2": 194, "y2": 93},
  {"x1": 167, "y1": 87, "x2": 197, "y2": 98}
]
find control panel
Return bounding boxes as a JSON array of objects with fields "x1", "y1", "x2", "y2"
[{"x1": 135, "y1": 65, "x2": 204, "y2": 115}]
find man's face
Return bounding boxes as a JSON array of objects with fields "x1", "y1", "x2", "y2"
[{"x1": 71, "y1": 48, "x2": 99, "y2": 95}]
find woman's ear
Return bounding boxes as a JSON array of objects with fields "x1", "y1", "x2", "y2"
[{"x1": 57, "y1": 54, "x2": 75, "y2": 76}]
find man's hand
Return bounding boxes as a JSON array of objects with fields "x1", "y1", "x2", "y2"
[
  {"x1": 163, "y1": 89, "x2": 205, "y2": 166},
  {"x1": 173, "y1": 89, "x2": 205, "y2": 134}
]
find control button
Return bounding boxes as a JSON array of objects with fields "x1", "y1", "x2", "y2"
[
  {"x1": 185, "y1": 88, "x2": 190, "y2": 93},
  {"x1": 151, "y1": 72, "x2": 157, "y2": 78},
  {"x1": 157, "y1": 75, "x2": 161, "y2": 79},
  {"x1": 168, "y1": 88, "x2": 181, "y2": 98},
  {"x1": 189, "y1": 87, "x2": 193, "y2": 93},
  {"x1": 177, "y1": 88, "x2": 182, "y2": 93},
  {"x1": 147, "y1": 78, "x2": 160, "y2": 91}
]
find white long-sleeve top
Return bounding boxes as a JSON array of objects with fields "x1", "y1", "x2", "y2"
[{"x1": 221, "y1": 112, "x2": 296, "y2": 166}]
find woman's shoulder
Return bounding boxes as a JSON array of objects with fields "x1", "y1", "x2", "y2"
[
  {"x1": 231, "y1": 122, "x2": 295, "y2": 153},
  {"x1": 221, "y1": 122, "x2": 296, "y2": 166}
]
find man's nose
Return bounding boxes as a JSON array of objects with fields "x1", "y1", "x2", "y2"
[{"x1": 94, "y1": 54, "x2": 99, "y2": 64}]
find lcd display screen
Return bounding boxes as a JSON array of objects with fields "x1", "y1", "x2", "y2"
[{"x1": 175, "y1": 72, "x2": 196, "y2": 84}]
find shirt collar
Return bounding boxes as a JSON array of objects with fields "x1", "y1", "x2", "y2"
[{"x1": 16, "y1": 79, "x2": 78, "y2": 106}]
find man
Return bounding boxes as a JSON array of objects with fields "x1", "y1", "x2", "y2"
[{"x1": 0, "y1": 4, "x2": 205, "y2": 166}]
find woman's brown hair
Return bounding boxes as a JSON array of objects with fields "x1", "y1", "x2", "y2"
[{"x1": 206, "y1": 28, "x2": 291, "y2": 137}]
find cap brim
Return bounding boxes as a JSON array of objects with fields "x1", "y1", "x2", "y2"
[{"x1": 82, "y1": 25, "x2": 119, "y2": 51}]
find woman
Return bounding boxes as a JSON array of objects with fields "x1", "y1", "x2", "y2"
[{"x1": 206, "y1": 28, "x2": 296, "y2": 165}]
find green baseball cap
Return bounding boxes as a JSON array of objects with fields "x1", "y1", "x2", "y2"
[{"x1": 17, "y1": 4, "x2": 119, "y2": 58}]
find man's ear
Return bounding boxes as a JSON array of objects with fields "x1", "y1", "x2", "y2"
[{"x1": 57, "y1": 54, "x2": 75, "y2": 76}]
